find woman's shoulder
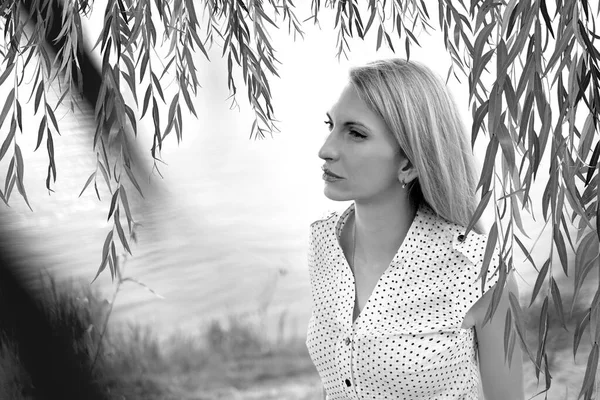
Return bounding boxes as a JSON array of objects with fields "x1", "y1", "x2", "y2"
[
  {"x1": 309, "y1": 209, "x2": 339, "y2": 228},
  {"x1": 424, "y1": 207, "x2": 494, "y2": 266},
  {"x1": 425, "y1": 208, "x2": 500, "y2": 294},
  {"x1": 309, "y1": 203, "x2": 353, "y2": 229}
]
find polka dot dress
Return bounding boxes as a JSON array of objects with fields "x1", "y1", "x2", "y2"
[{"x1": 306, "y1": 202, "x2": 500, "y2": 400}]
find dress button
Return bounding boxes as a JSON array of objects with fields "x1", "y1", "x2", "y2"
[
  {"x1": 344, "y1": 337, "x2": 351, "y2": 346},
  {"x1": 345, "y1": 378, "x2": 352, "y2": 387}
]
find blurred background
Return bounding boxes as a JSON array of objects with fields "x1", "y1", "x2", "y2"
[{"x1": 0, "y1": 2, "x2": 595, "y2": 399}]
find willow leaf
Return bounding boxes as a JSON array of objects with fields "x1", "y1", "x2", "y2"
[
  {"x1": 470, "y1": 49, "x2": 494, "y2": 100},
  {"x1": 111, "y1": 241, "x2": 118, "y2": 281},
  {"x1": 511, "y1": 189, "x2": 529, "y2": 237},
  {"x1": 124, "y1": 164, "x2": 144, "y2": 198},
  {"x1": 46, "y1": 132, "x2": 56, "y2": 188},
  {"x1": 574, "y1": 231, "x2": 598, "y2": 299},
  {"x1": 165, "y1": 93, "x2": 179, "y2": 136},
  {"x1": 535, "y1": 297, "x2": 549, "y2": 380},
  {"x1": 0, "y1": 62, "x2": 14, "y2": 86},
  {"x1": 14, "y1": 143, "x2": 32, "y2": 211},
  {"x1": 503, "y1": 79, "x2": 518, "y2": 122},
  {"x1": 114, "y1": 209, "x2": 131, "y2": 255},
  {"x1": 120, "y1": 186, "x2": 133, "y2": 232},
  {"x1": 121, "y1": 71, "x2": 138, "y2": 105},
  {"x1": 553, "y1": 227, "x2": 569, "y2": 276},
  {"x1": 97, "y1": 159, "x2": 112, "y2": 194},
  {"x1": 578, "y1": 342, "x2": 598, "y2": 400},
  {"x1": 4, "y1": 157, "x2": 14, "y2": 195},
  {"x1": 574, "y1": 309, "x2": 591, "y2": 359},
  {"x1": 543, "y1": 354, "x2": 552, "y2": 392},
  {"x1": 471, "y1": 100, "x2": 489, "y2": 147},
  {"x1": 465, "y1": 190, "x2": 493, "y2": 237},
  {"x1": 79, "y1": 171, "x2": 96, "y2": 198},
  {"x1": 473, "y1": 21, "x2": 496, "y2": 62},
  {"x1": 181, "y1": 85, "x2": 197, "y2": 117},
  {"x1": 92, "y1": 230, "x2": 113, "y2": 284},
  {"x1": 34, "y1": 115, "x2": 47, "y2": 152},
  {"x1": 139, "y1": 52, "x2": 149, "y2": 83},
  {"x1": 0, "y1": 122, "x2": 15, "y2": 162},
  {"x1": 151, "y1": 72, "x2": 165, "y2": 103},
  {"x1": 124, "y1": 104, "x2": 137, "y2": 135},
  {"x1": 376, "y1": 25, "x2": 383, "y2": 50},
  {"x1": 152, "y1": 98, "x2": 161, "y2": 152},
  {"x1": 530, "y1": 259, "x2": 551, "y2": 306},
  {"x1": 45, "y1": 103, "x2": 59, "y2": 133},
  {"x1": 107, "y1": 187, "x2": 120, "y2": 221},
  {"x1": 550, "y1": 277, "x2": 567, "y2": 329},
  {"x1": 504, "y1": 308, "x2": 513, "y2": 363},
  {"x1": 141, "y1": 85, "x2": 152, "y2": 119},
  {"x1": 479, "y1": 221, "x2": 497, "y2": 294},
  {"x1": 508, "y1": 291, "x2": 536, "y2": 366},
  {"x1": 514, "y1": 234, "x2": 537, "y2": 270},
  {"x1": 5, "y1": 175, "x2": 15, "y2": 203},
  {"x1": 579, "y1": 113, "x2": 595, "y2": 162},
  {"x1": 0, "y1": 88, "x2": 14, "y2": 131},
  {"x1": 107, "y1": 249, "x2": 115, "y2": 281},
  {"x1": 507, "y1": 327, "x2": 517, "y2": 368},
  {"x1": 505, "y1": 0, "x2": 520, "y2": 38},
  {"x1": 585, "y1": 142, "x2": 600, "y2": 185}
]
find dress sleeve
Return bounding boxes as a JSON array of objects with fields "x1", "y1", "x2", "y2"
[
  {"x1": 307, "y1": 211, "x2": 336, "y2": 275},
  {"x1": 307, "y1": 216, "x2": 335, "y2": 311},
  {"x1": 451, "y1": 230, "x2": 501, "y2": 316},
  {"x1": 307, "y1": 222, "x2": 318, "y2": 308}
]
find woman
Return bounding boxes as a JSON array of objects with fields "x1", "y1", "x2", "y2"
[{"x1": 306, "y1": 59, "x2": 524, "y2": 399}]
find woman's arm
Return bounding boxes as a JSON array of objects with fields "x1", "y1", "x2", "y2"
[{"x1": 467, "y1": 272, "x2": 525, "y2": 400}]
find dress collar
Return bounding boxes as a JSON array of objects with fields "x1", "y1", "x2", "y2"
[{"x1": 334, "y1": 201, "x2": 436, "y2": 255}]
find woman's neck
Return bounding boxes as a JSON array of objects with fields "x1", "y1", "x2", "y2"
[{"x1": 352, "y1": 194, "x2": 418, "y2": 268}]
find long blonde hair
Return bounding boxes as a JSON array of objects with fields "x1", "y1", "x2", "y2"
[{"x1": 349, "y1": 59, "x2": 482, "y2": 233}]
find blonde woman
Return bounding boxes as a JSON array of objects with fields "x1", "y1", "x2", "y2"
[{"x1": 306, "y1": 59, "x2": 524, "y2": 400}]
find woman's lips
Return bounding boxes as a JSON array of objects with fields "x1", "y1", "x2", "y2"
[{"x1": 322, "y1": 168, "x2": 343, "y2": 181}]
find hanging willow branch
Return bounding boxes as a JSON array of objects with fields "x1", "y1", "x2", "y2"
[{"x1": 1, "y1": 0, "x2": 599, "y2": 396}]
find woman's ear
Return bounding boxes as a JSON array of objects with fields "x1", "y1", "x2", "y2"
[{"x1": 397, "y1": 157, "x2": 418, "y2": 184}]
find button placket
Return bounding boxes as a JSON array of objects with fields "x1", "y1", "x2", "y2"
[
  {"x1": 336, "y1": 325, "x2": 360, "y2": 400},
  {"x1": 336, "y1": 331, "x2": 352, "y2": 398}
]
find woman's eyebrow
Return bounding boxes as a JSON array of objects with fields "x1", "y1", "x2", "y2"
[{"x1": 325, "y1": 112, "x2": 370, "y2": 131}]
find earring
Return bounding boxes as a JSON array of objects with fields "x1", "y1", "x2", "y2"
[{"x1": 402, "y1": 181, "x2": 407, "y2": 189}]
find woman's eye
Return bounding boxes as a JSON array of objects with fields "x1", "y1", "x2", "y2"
[
  {"x1": 349, "y1": 130, "x2": 366, "y2": 139},
  {"x1": 324, "y1": 120, "x2": 333, "y2": 130}
]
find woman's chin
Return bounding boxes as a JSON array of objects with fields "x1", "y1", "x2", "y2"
[{"x1": 323, "y1": 186, "x2": 352, "y2": 202}]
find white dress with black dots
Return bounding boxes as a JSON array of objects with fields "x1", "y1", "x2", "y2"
[{"x1": 306, "y1": 202, "x2": 500, "y2": 400}]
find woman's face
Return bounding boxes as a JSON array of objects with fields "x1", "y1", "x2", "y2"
[{"x1": 319, "y1": 83, "x2": 407, "y2": 204}]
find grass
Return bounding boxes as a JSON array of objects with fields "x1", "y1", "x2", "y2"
[
  {"x1": 1, "y1": 271, "x2": 597, "y2": 400},
  {"x1": 0, "y1": 276, "x2": 319, "y2": 400},
  {"x1": 0, "y1": 334, "x2": 31, "y2": 399}
]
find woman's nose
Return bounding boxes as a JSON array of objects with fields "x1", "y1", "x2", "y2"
[{"x1": 318, "y1": 132, "x2": 339, "y2": 161}]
